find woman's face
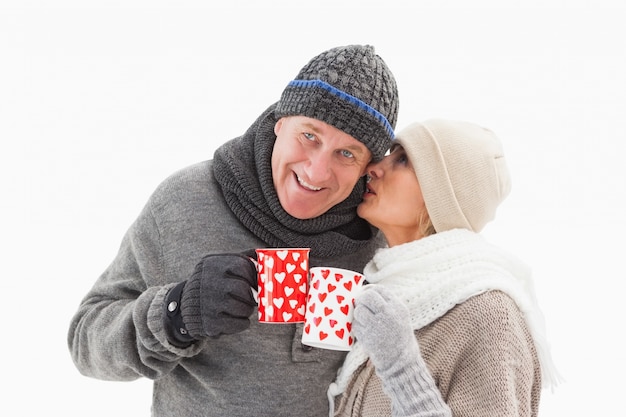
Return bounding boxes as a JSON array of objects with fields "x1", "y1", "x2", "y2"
[{"x1": 357, "y1": 144, "x2": 427, "y2": 246}]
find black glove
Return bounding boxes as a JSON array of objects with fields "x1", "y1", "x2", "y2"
[{"x1": 164, "y1": 253, "x2": 258, "y2": 345}]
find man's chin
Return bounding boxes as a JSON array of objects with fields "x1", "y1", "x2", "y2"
[{"x1": 283, "y1": 202, "x2": 329, "y2": 220}]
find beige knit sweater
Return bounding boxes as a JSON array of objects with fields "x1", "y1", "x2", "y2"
[{"x1": 333, "y1": 290, "x2": 542, "y2": 417}]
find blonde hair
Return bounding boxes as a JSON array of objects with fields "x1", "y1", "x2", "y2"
[
  {"x1": 414, "y1": 172, "x2": 436, "y2": 238},
  {"x1": 418, "y1": 205, "x2": 437, "y2": 238}
]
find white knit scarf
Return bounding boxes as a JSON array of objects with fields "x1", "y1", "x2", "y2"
[{"x1": 327, "y1": 228, "x2": 561, "y2": 415}]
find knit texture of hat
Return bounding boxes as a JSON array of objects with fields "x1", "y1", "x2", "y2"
[
  {"x1": 396, "y1": 119, "x2": 512, "y2": 233},
  {"x1": 275, "y1": 44, "x2": 399, "y2": 161}
]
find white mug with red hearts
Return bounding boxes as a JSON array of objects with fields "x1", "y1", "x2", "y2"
[{"x1": 301, "y1": 266, "x2": 365, "y2": 351}]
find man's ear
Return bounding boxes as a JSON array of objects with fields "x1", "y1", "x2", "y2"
[
  {"x1": 360, "y1": 162, "x2": 372, "y2": 177},
  {"x1": 274, "y1": 118, "x2": 284, "y2": 136}
]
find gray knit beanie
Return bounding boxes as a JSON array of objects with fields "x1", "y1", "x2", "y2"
[
  {"x1": 275, "y1": 44, "x2": 399, "y2": 161},
  {"x1": 396, "y1": 119, "x2": 512, "y2": 233}
]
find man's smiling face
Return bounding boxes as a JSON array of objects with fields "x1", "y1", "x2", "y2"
[{"x1": 271, "y1": 116, "x2": 372, "y2": 219}]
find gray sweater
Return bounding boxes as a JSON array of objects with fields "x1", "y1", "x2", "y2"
[{"x1": 68, "y1": 160, "x2": 384, "y2": 416}]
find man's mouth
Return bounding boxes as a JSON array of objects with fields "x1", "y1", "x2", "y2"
[{"x1": 297, "y1": 174, "x2": 322, "y2": 191}]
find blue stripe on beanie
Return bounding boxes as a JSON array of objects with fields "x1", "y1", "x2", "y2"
[{"x1": 287, "y1": 79, "x2": 395, "y2": 140}]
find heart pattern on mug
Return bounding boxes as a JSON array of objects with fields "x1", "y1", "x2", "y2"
[
  {"x1": 256, "y1": 248, "x2": 310, "y2": 323},
  {"x1": 302, "y1": 267, "x2": 364, "y2": 349}
]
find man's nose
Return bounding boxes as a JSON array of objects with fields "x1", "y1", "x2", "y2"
[{"x1": 304, "y1": 151, "x2": 333, "y2": 182}]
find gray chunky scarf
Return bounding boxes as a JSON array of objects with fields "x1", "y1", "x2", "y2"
[{"x1": 213, "y1": 104, "x2": 375, "y2": 258}]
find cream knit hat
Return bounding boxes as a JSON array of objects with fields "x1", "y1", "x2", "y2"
[{"x1": 395, "y1": 119, "x2": 512, "y2": 233}]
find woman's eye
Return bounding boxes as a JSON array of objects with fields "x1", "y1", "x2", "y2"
[{"x1": 394, "y1": 153, "x2": 408, "y2": 165}]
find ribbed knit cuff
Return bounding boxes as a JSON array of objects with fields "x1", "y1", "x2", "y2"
[
  {"x1": 164, "y1": 281, "x2": 195, "y2": 347},
  {"x1": 379, "y1": 353, "x2": 451, "y2": 417},
  {"x1": 179, "y1": 275, "x2": 204, "y2": 339}
]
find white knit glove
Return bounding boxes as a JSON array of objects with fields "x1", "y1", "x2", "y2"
[{"x1": 353, "y1": 285, "x2": 452, "y2": 417}]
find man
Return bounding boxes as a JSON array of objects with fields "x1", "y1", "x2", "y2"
[{"x1": 68, "y1": 44, "x2": 399, "y2": 416}]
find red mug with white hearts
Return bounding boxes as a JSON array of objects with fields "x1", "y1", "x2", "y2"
[
  {"x1": 302, "y1": 266, "x2": 365, "y2": 350},
  {"x1": 255, "y1": 248, "x2": 309, "y2": 323}
]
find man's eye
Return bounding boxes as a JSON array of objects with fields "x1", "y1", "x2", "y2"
[
  {"x1": 340, "y1": 149, "x2": 355, "y2": 159},
  {"x1": 303, "y1": 132, "x2": 315, "y2": 141}
]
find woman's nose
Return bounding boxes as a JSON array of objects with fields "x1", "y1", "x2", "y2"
[{"x1": 366, "y1": 161, "x2": 384, "y2": 180}]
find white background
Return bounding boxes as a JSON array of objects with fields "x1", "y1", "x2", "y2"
[{"x1": 2, "y1": 1, "x2": 624, "y2": 415}]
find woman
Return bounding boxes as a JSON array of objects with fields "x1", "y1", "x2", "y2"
[{"x1": 329, "y1": 119, "x2": 560, "y2": 417}]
